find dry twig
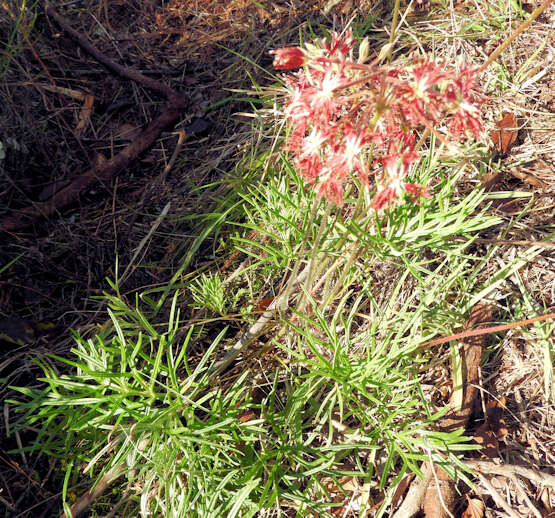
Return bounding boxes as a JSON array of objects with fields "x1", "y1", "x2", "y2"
[
  {"x1": 476, "y1": 473, "x2": 521, "y2": 518},
  {"x1": 465, "y1": 460, "x2": 555, "y2": 489},
  {"x1": 0, "y1": 5, "x2": 189, "y2": 233},
  {"x1": 393, "y1": 302, "x2": 493, "y2": 518}
]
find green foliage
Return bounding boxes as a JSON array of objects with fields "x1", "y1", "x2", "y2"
[
  {"x1": 1, "y1": 0, "x2": 39, "y2": 77},
  {"x1": 8, "y1": 114, "x2": 525, "y2": 516},
  {"x1": 189, "y1": 273, "x2": 227, "y2": 314},
  {"x1": 9, "y1": 281, "x2": 477, "y2": 517}
]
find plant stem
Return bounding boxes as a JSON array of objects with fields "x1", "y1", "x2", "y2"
[
  {"x1": 278, "y1": 197, "x2": 320, "y2": 315},
  {"x1": 298, "y1": 201, "x2": 333, "y2": 313},
  {"x1": 479, "y1": 0, "x2": 553, "y2": 73},
  {"x1": 387, "y1": 0, "x2": 402, "y2": 63}
]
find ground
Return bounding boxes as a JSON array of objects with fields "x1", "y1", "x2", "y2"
[{"x1": 0, "y1": 0, "x2": 554, "y2": 517}]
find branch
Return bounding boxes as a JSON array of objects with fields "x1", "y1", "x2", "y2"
[
  {"x1": 1, "y1": 5, "x2": 190, "y2": 233},
  {"x1": 0, "y1": 105, "x2": 184, "y2": 232},
  {"x1": 465, "y1": 460, "x2": 555, "y2": 489},
  {"x1": 44, "y1": 4, "x2": 188, "y2": 106}
]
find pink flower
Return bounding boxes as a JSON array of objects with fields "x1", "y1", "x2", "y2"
[
  {"x1": 322, "y1": 29, "x2": 354, "y2": 58},
  {"x1": 273, "y1": 35, "x2": 484, "y2": 209},
  {"x1": 448, "y1": 105, "x2": 483, "y2": 140},
  {"x1": 382, "y1": 154, "x2": 410, "y2": 191},
  {"x1": 393, "y1": 58, "x2": 448, "y2": 126},
  {"x1": 343, "y1": 128, "x2": 365, "y2": 166},
  {"x1": 295, "y1": 155, "x2": 322, "y2": 182},
  {"x1": 404, "y1": 183, "x2": 432, "y2": 203},
  {"x1": 317, "y1": 171, "x2": 345, "y2": 206},
  {"x1": 371, "y1": 154, "x2": 430, "y2": 211},
  {"x1": 445, "y1": 65, "x2": 483, "y2": 139},
  {"x1": 300, "y1": 128, "x2": 328, "y2": 158},
  {"x1": 272, "y1": 47, "x2": 306, "y2": 70},
  {"x1": 371, "y1": 185, "x2": 397, "y2": 211},
  {"x1": 309, "y1": 72, "x2": 346, "y2": 121}
]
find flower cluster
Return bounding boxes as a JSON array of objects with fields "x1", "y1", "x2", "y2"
[{"x1": 272, "y1": 31, "x2": 483, "y2": 210}]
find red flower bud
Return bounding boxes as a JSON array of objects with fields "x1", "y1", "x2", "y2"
[{"x1": 272, "y1": 47, "x2": 306, "y2": 70}]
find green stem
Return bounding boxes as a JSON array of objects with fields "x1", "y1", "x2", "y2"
[
  {"x1": 297, "y1": 201, "x2": 333, "y2": 313},
  {"x1": 278, "y1": 197, "x2": 320, "y2": 315},
  {"x1": 320, "y1": 184, "x2": 366, "y2": 306},
  {"x1": 387, "y1": 0, "x2": 402, "y2": 63}
]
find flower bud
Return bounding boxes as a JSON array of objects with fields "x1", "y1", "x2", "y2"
[
  {"x1": 272, "y1": 47, "x2": 306, "y2": 70},
  {"x1": 358, "y1": 37, "x2": 370, "y2": 63},
  {"x1": 378, "y1": 42, "x2": 395, "y2": 63}
]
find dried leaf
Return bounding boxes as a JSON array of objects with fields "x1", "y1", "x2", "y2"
[
  {"x1": 75, "y1": 94, "x2": 94, "y2": 137},
  {"x1": 506, "y1": 167, "x2": 548, "y2": 189},
  {"x1": 474, "y1": 396, "x2": 508, "y2": 456},
  {"x1": 473, "y1": 422, "x2": 499, "y2": 458},
  {"x1": 184, "y1": 117, "x2": 212, "y2": 137},
  {"x1": 486, "y1": 396, "x2": 508, "y2": 442},
  {"x1": 462, "y1": 497, "x2": 485, "y2": 518},
  {"x1": 490, "y1": 112, "x2": 518, "y2": 154},
  {"x1": 480, "y1": 171, "x2": 504, "y2": 192},
  {"x1": 38, "y1": 83, "x2": 86, "y2": 101},
  {"x1": 237, "y1": 409, "x2": 257, "y2": 423},
  {"x1": 539, "y1": 487, "x2": 552, "y2": 513},
  {"x1": 255, "y1": 297, "x2": 274, "y2": 313}
]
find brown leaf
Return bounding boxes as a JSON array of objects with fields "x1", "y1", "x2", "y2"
[
  {"x1": 497, "y1": 199, "x2": 523, "y2": 214},
  {"x1": 480, "y1": 171, "x2": 504, "y2": 192},
  {"x1": 462, "y1": 496, "x2": 485, "y2": 518},
  {"x1": 237, "y1": 409, "x2": 257, "y2": 423},
  {"x1": 490, "y1": 112, "x2": 518, "y2": 154},
  {"x1": 254, "y1": 297, "x2": 274, "y2": 313},
  {"x1": 473, "y1": 396, "x2": 508, "y2": 456},
  {"x1": 486, "y1": 396, "x2": 508, "y2": 443},
  {"x1": 473, "y1": 422, "x2": 499, "y2": 457},
  {"x1": 506, "y1": 167, "x2": 548, "y2": 189},
  {"x1": 75, "y1": 94, "x2": 94, "y2": 137}
]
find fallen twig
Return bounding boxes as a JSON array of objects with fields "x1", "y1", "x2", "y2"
[
  {"x1": 0, "y1": 5, "x2": 189, "y2": 233},
  {"x1": 0, "y1": 106, "x2": 185, "y2": 232},
  {"x1": 420, "y1": 311, "x2": 555, "y2": 349},
  {"x1": 44, "y1": 4, "x2": 187, "y2": 106},
  {"x1": 465, "y1": 460, "x2": 555, "y2": 489},
  {"x1": 392, "y1": 302, "x2": 493, "y2": 518},
  {"x1": 476, "y1": 473, "x2": 521, "y2": 518}
]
